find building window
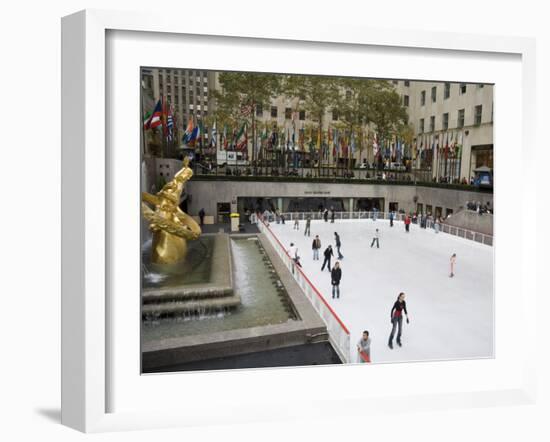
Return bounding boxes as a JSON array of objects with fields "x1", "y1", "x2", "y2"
[
  {"x1": 299, "y1": 110, "x2": 305, "y2": 121},
  {"x1": 443, "y1": 112, "x2": 449, "y2": 130},
  {"x1": 429, "y1": 115, "x2": 435, "y2": 132},
  {"x1": 167, "y1": 85, "x2": 171, "y2": 93},
  {"x1": 404, "y1": 80, "x2": 410, "y2": 87},
  {"x1": 444, "y1": 83, "x2": 450, "y2": 99},
  {"x1": 271, "y1": 106, "x2": 278, "y2": 118},
  {"x1": 459, "y1": 83, "x2": 467, "y2": 95},
  {"x1": 431, "y1": 86, "x2": 437, "y2": 102},
  {"x1": 420, "y1": 90, "x2": 426, "y2": 106},
  {"x1": 474, "y1": 105, "x2": 483, "y2": 125},
  {"x1": 403, "y1": 95, "x2": 409, "y2": 107},
  {"x1": 256, "y1": 104, "x2": 263, "y2": 116},
  {"x1": 458, "y1": 109, "x2": 465, "y2": 128},
  {"x1": 419, "y1": 118, "x2": 424, "y2": 133},
  {"x1": 332, "y1": 110, "x2": 339, "y2": 121},
  {"x1": 285, "y1": 107, "x2": 292, "y2": 119}
]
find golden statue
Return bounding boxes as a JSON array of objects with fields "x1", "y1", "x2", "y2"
[{"x1": 141, "y1": 157, "x2": 201, "y2": 264}]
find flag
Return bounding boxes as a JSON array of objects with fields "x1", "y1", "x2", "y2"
[
  {"x1": 235, "y1": 123, "x2": 247, "y2": 151},
  {"x1": 373, "y1": 132, "x2": 378, "y2": 156},
  {"x1": 182, "y1": 117, "x2": 194, "y2": 144},
  {"x1": 143, "y1": 110, "x2": 152, "y2": 129},
  {"x1": 211, "y1": 121, "x2": 217, "y2": 148},
  {"x1": 166, "y1": 105, "x2": 174, "y2": 141},
  {"x1": 351, "y1": 131, "x2": 356, "y2": 155},
  {"x1": 161, "y1": 96, "x2": 168, "y2": 138},
  {"x1": 145, "y1": 100, "x2": 162, "y2": 129},
  {"x1": 222, "y1": 124, "x2": 228, "y2": 150}
]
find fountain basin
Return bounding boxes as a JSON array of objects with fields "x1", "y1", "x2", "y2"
[{"x1": 142, "y1": 234, "x2": 331, "y2": 372}]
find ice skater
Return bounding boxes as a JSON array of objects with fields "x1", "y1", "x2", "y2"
[
  {"x1": 334, "y1": 232, "x2": 344, "y2": 259},
  {"x1": 312, "y1": 235, "x2": 321, "y2": 260},
  {"x1": 323, "y1": 208, "x2": 329, "y2": 222},
  {"x1": 330, "y1": 207, "x2": 335, "y2": 223},
  {"x1": 304, "y1": 214, "x2": 312, "y2": 236},
  {"x1": 293, "y1": 215, "x2": 299, "y2": 230},
  {"x1": 388, "y1": 292, "x2": 410, "y2": 349},
  {"x1": 449, "y1": 253, "x2": 456, "y2": 277},
  {"x1": 321, "y1": 245, "x2": 334, "y2": 272},
  {"x1": 370, "y1": 228, "x2": 380, "y2": 248},
  {"x1": 331, "y1": 261, "x2": 342, "y2": 299},
  {"x1": 389, "y1": 211, "x2": 394, "y2": 227},
  {"x1": 357, "y1": 330, "x2": 371, "y2": 363},
  {"x1": 404, "y1": 214, "x2": 411, "y2": 232}
]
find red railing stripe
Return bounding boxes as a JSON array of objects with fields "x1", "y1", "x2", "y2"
[{"x1": 260, "y1": 217, "x2": 350, "y2": 336}]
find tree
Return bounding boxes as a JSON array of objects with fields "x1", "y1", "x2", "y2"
[
  {"x1": 367, "y1": 85, "x2": 409, "y2": 146},
  {"x1": 282, "y1": 75, "x2": 339, "y2": 173},
  {"x1": 212, "y1": 72, "x2": 281, "y2": 162}
]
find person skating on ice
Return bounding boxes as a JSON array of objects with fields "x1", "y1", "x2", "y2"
[
  {"x1": 357, "y1": 330, "x2": 371, "y2": 363},
  {"x1": 331, "y1": 261, "x2": 342, "y2": 299},
  {"x1": 304, "y1": 214, "x2": 312, "y2": 236},
  {"x1": 334, "y1": 232, "x2": 344, "y2": 259},
  {"x1": 323, "y1": 208, "x2": 329, "y2": 222},
  {"x1": 389, "y1": 211, "x2": 394, "y2": 227},
  {"x1": 370, "y1": 228, "x2": 380, "y2": 248},
  {"x1": 404, "y1": 214, "x2": 411, "y2": 232},
  {"x1": 388, "y1": 292, "x2": 410, "y2": 349},
  {"x1": 330, "y1": 206, "x2": 335, "y2": 223},
  {"x1": 312, "y1": 235, "x2": 321, "y2": 260},
  {"x1": 293, "y1": 215, "x2": 299, "y2": 230},
  {"x1": 449, "y1": 253, "x2": 456, "y2": 277},
  {"x1": 321, "y1": 245, "x2": 334, "y2": 272}
]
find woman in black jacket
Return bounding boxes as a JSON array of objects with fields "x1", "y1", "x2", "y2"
[
  {"x1": 331, "y1": 261, "x2": 342, "y2": 299},
  {"x1": 388, "y1": 292, "x2": 410, "y2": 349}
]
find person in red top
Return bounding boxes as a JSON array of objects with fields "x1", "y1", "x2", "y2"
[
  {"x1": 388, "y1": 292, "x2": 410, "y2": 349},
  {"x1": 404, "y1": 214, "x2": 411, "y2": 233}
]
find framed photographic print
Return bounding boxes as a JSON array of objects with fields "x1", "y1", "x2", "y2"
[{"x1": 62, "y1": 9, "x2": 537, "y2": 433}]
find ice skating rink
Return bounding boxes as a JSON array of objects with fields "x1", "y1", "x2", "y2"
[{"x1": 268, "y1": 219, "x2": 494, "y2": 364}]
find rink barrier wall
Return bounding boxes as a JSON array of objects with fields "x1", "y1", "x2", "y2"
[
  {"x1": 275, "y1": 211, "x2": 493, "y2": 247},
  {"x1": 257, "y1": 216, "x2": 352, "y2": 364}
]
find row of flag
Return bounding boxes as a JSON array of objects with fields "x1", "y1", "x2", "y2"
[
  {"x1": 143, "y1": 96, "x2": 175, "y2": 142},
  {"x1": 144, "y1": 97, "x2": 464, "y2": 161}
]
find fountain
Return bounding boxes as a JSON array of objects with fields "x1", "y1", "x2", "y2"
[{"x1": 141, "y1": 158, "x2": 338, "y2": 372}]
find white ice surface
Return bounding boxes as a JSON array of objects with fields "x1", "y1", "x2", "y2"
[{"x1": 268, "y1": 219, "x2": 494, "y2": 364}]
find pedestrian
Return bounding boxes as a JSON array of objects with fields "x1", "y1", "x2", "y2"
[
  {"x1": 357, "y1": 330, "x2": 371, "y2": 363},
  {"x1": 323, "y1": 208, "x2": 329, "y2": 222},
  {"x1": 198, "y1": 208, "x2": 205, "y2": 226},
  {"x1": 370, "y1": 228, "x2": 380, "y2": 248},
  {"x1": 331, "y1": 261, "x2": 342, "y2": 299},
  {"x1": 405, "y1": 214, "x2": 411, "y2": 232},
  {"x1": 389, "y1": 211, "x2": 394, "y2": 227},
  {"x1": 449, "y1": 253, "x2": 456, "y2": 277},
  {"x1": 321, "y1": 245, "x2": 334, "y2": 272},
  {"x1": 304, "y1": 214, "x2": 312, "y2": 236},
  {"x1": 293, "y1": 215, "x2": 299, "y2": 230},
  {"x1": 334, "y1": 232, "x2": 344, "y2": 259},
  {"x1": 312, "y1": 235, "x2": 321, "y2": 260},
  {"x1": 330, "y1": 207, "x2": 335, "y2": 223},
  {"x1": 388, "y1": 292, "x2": 410, "y2": 349}
]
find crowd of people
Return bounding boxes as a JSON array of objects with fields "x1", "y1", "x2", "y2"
[{"x1": 253, "y1": 206, "x2": 463, "y2": 364}]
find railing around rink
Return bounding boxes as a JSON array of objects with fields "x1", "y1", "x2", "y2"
[
  {"x1": 272, "y1": 211, "x2": 493, "y2": 247},
  {"x1": 257, "y1": 216, "x2": 351, "y2": 363}
]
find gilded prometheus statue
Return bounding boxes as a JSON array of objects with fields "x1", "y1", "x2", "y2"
[{"x1": 141, "y1": 157, "x2": 201, "y2": 264}]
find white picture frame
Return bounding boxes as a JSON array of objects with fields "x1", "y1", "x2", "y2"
[{"x1": 61, "y1": 9, "x2": 537, "y2": 433}]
